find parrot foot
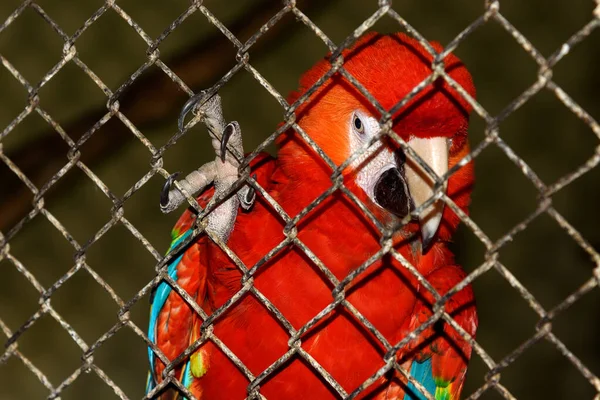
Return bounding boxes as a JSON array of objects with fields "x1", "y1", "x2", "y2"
[{"x1": 160, "y1": 90, "x2": 256, "y2": 241}]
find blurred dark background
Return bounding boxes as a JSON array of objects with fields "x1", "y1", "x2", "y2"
[{"x1": 0, "y1": 0, "x2": 599, "y2": 399}]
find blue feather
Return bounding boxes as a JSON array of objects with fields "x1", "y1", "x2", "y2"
[
  {"x1": 179, "y1": 360, "x2": 194, "y2": 400},
  {"x1": 404, "y1": 357, "x2": 436, "y2": 400},
  {"x1": 146, "y1": 229, "x2": 193, "y2": 392},
  {"x1": 145, "y1": 372, "x2": 154, "y2": 395}
]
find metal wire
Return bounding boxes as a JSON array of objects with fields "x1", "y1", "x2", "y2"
[{"x1": 1, "y1": 0, "x2": 599, "y2": 399}]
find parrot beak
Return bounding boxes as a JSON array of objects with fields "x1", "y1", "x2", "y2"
[{"x1": 405, "y1": 137, "x2": 449, "y2": 252}]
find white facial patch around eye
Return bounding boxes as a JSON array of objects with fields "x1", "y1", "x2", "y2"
[{"x1": 348, "y1": 111, "x2": 396, "y2": 201}]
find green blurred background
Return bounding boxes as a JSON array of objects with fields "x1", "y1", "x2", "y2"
[{"x1": 0, "y1": 0, "x2": 599, "y2": 398}]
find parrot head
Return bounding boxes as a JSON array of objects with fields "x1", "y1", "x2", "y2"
[{"x1": 279, "y1": 32, "x2": 475, "y2": 251}]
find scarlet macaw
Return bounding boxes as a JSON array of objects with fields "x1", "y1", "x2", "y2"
[{"x1": 147, "y1": 32, "x2": 477, "y2": 399}]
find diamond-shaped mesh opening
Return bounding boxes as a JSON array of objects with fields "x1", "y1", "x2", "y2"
[
  {"x1": 499, "y1": 213, "x2": 596, "y2": 307},
  {"x1": 92, "y1": 325, "x2": 149, "y2": 399},
  {"x1": 457, "y1": 22, "x2": 541, "y2": 115},
  {"x1": 139, "y1": 11, "x2": 207, "y2": 61},
  {"x1": 34, "y1": 0, "x2": 104, "y2": 36},
  {"x1": 1, "y1": 109, "x2": 65, "y2": 157},
  {"x1": 0, "y1": 355, "x2": 49, "y2": 399},
  {"x1": 74, "y1": 9, "x2": 151, "y2": 91},
  {"x1": 468, "y1": 145, "x2": 540, "y2": 241},
  {"x1": 49, "y1": 268, "x2": 120, "y2": 344},
  {"x1": 499, "y1": 89, "x2": 600, "y2": 184},
  {"x1": 7, "y1": 312, "x2": 84, "y2": 384},
  {"x1": 84, "y1": 223, "x2": 158, "y2": 300},
  {"x1": 5, "y1": 213, "x2": 77, "y2": 288},
  {"x1": 117, "y1": 0, "x2": 191, "y2": 40},
  {"x1": 0, "y1": 6, "x2": 64, "y2": 84},
  {"x1": 300, "y1": 0, "x2": 385, "y2": 45},
  {"x1": 385, "y1": 0, "x2": 483, "y2": 43},
  {"x1": 40, "y1": 166, "x2": 114, "y2": 244},
  {"x1": 207, "y1": 0, "x2": 285, "y2": 43},
  {"x1": 501, "y1": 338, "x2": 598, "y2": 399},
  {"x1": 215, "y1": 68, "x2": 284, "y2": 152},
  {"x1": 242, "y1": 12, "x2": 331, "y2": 101},
  {"x1": 500, "y1": 1, "x2": 597, "y2": 56},
  {"x1": 2, "y1": 1, "x2": 599, "y2": 399},
  {"x1": 57, "y1": 366, "x2": 129, "y2": 400},
  {"x1": 468, "y1": 266, "x2": 541, "y2": 360},
  {"x1": 76, "y1": 118, "x2": 159, "y2": 198},
  {"x1": 36, "y1": 61, "x2": 108, "y2": 130}
]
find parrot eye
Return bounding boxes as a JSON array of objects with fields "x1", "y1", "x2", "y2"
[{"x1": 352, "y1": 113, "x2": 365, "y2": 135}]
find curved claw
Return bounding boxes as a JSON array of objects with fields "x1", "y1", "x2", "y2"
[
  {"x1": 220, "y1": 123, "x2": 235, "y2": 162},
  {"x1": 246, "y1": 186, "x2": 256, "y2": 202},
  {"x1": 179, "y1": 92, "x2": 208, "y2": 132},
  {"x1": 240, "y1": 174, "x2": 257, "y2": 211},
  {"x1": 160, "y1": 172, "x2": 180, "y2": 208},
  {"x1": 244, "y1": 186, "x2": 256, "y2": 205}
]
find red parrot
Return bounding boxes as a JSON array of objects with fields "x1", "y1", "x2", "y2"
[{"x1": 147, "y1": 32, "x2": 477, "y2": 399}]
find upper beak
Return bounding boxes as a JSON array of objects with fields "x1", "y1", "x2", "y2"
[{"x1": 405, "y1": 137, "x2": 449, "y2": 252}]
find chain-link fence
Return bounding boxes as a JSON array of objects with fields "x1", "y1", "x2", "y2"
[{"x1": 1, "y1": 0, "x2": 599, "y2": 399}]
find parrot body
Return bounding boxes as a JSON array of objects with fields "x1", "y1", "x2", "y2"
[{"x1": 148, "y1": 32, "x2": 477, "y2": 399}]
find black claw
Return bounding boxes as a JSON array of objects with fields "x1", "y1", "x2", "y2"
[
  {"x1": 421, "y1": 233, "x2": 434, "y2": 254},
  {"x1": 245, "y1": 187, "x2": 256, "y2": 205},
  {"x1": 245, "y1": 174, "x2": 257, "y2": 203},
  {"x1": 178, "y1": 92, "x2": 207, "y2": 132},
  {"x1": 160, "y1": 172, "x2": 180, "y2": 208},
  {"x1": 240, "y1": 174, "x2": 257, "y2": 211},
  {"x1": 220, "y1": 123, "x2": 235, "y2": 162}
]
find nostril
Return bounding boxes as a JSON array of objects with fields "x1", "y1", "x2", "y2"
[{"x1": 394, "y1": 149, "x2": 406, "y2": 166}]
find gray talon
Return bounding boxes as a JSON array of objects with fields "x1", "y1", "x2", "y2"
[{"x1": 166, "y1": 90, "x2": 251, "y2": 240}]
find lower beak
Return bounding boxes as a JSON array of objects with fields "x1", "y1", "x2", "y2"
[{"x1": 405, "y1": 137, "x2": 449, "y2": 252}]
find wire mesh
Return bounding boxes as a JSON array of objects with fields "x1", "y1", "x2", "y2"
[{"x1": 1, "y1": 0, "x2": 599, "y2": 399}]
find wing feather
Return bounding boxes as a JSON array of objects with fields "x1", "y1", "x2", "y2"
[{"x1": 403, "y1": 265, "x2": 477, "y2": 400}]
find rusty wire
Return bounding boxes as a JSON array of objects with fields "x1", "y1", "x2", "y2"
[{"x1": 1, "y1": 0, "x2": 600, "y2": 399}]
